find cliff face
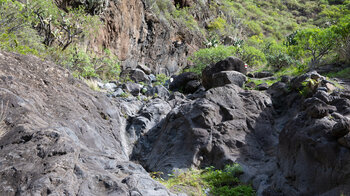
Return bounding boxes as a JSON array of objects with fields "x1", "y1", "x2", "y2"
[{"x1": 88, "y1": 0, "x2": 206, "y2": 75}]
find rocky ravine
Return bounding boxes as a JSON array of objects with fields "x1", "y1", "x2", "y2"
[{"x1": 1, "y1": 51, "x2": 350, "y2": 196}]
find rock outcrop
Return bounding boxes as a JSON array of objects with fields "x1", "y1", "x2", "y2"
[
  {"x1": 0, "y1": 52, "x2": 174, "y2": 195},
  {"x1": 202, "y1": 56, "x2": 247, "y2": 89},
  {"x1": 2, "y1": 50, "x2": 350, "y2": 196}
]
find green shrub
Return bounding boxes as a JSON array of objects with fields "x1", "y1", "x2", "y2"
[
  {"x1": 188, "y1": 45, "x2": 238, "y2": 74},
  {"x1": 208, "y1": 16, "x2": 228, "y2": 33},
  {"x1": 155, "y1": 163, "x2": 255, "y2": 196},
  {"x1": 155, "y1": 74, "x2": 169, "y2": 86},
  {"x1": 237, "y1": 45, "x2": 266, "y2": 67}
]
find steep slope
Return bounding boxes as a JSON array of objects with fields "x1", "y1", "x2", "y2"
[{"x1": 0, "y1": 51, "x2": 174, "y2": 195}]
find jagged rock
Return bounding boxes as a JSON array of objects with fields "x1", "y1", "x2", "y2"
[
  {"x1": 0, "y1": 52, "x2": 175, "y2": 196},
  {"x1": 132, "y1": 84, "x2": 275, "y2": 178},
  {"x1": 331, "y1": 118, "x2": 350, "y2": 138},
  {"x1": 126, "y1": 98, "x2": 171, "y2": 156},
  {"x1": 169, "y1": 72, "x2": 199, "y2": 92},
  {"x1": 314, "y1": 90, "x2": 332, "y2": 103},
  {"x1": 184, "y1": 80, "x2": 201, "y2": 94},
  {"x1": 257, "y1": 83, "x2": 269, "y2": 91},
  {"x1": 254, "y1": 71, "x2": 273, "y2": 78},
  {"x1": 122, "y1": 82, "x2": 143, "y2": 96},
  {"x1": 202, "y1": 56, "x2": 247, "y2": 89},
  {"x1": 137, "y1": 64, "x2": 152, "y2": 75}
]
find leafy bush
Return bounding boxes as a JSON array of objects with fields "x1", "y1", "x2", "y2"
[
  {"x1": 291, "y1": 27, "x2": 337, "y2": 67},
  {"x1": 155, "y1": 164, "x2": 255, "y2": 196},
  {"x1": 154, "y1": 74, "x2": 169, "y2": 86},
  {"x1": 237, "y1": 45, "x2": 266, "y2": 67},
  {"x1": 62, "y1": 46, "x2": 120, "y2": 79},
  {"x1": 208, "y1": 16, "x2": 228, "y2": 33},
  {"x1": 264, "y1": 41, "x2": 298, "y2": 69},
  {"x1": 0, "y1": 0, "x2": 45, "y2": 55},
  {"x1": 188, "y1": 45, "x2": 238, "y2": 74}
]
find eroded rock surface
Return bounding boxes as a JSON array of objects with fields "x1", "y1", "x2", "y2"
[{"x1": 0, "y1": 52, "x2": 174, "y2": 196}]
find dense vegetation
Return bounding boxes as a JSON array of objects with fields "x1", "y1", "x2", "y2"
[
  {"x1": 1, "y1": 0, "x2": 349, "y2": 80},
  {"x1": 182, "y1": 0, "x2": 350, "y2": 76},
  {"x1": 154, "y1": 164, "x2": 254, "y2": 196},
  {"x1": 0, "y1": 0, "x2": 120, "y2": 80}
]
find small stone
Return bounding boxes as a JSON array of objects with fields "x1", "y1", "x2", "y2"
[
  {"x1": 112, "y1": 88, "x2": 124, "y2": 97},
  {"x1": 325, "y1": 83, "x2": 337, "y2": 92},
  {"x1": 149, "y1": 74, "x2": 156, "y2": 82},
  {"x1": 104, "y1": 83, "x2": 117, "y2": 91}
]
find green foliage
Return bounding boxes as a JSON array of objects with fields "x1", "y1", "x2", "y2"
[
  {"x1": 237, "y1": 45, "x2": 266, "y2": 67},
  {"x1": 154, "y1": 74, "x2": 169, "y2": 86},
  {"x1": 188, "y1": 45, "x2": 238, "y2": 74},
  {"x1": 208, "y1": 17, "x2": 227, "y2": 33},
  {"x1": 264, "y1": 41, "x2": 299, "y2": 69},
  {"x1": 326, "y1": 67, "x2": 350, "y2": 79},
  {"x1": 0, "y1": 0, "x2": 45, "y2": 55},
  {"x1": 155, "y1": 164, "x2": 255, "y2": 196},
  {"x1": 291, "y1": 28, "x2": 337, "y2": 67}
]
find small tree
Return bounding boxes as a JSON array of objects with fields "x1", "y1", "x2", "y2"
[{"x1": 293, "y1": 28, "x2": 336, "y2": 68}]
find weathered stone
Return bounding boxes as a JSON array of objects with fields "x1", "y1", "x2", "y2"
[
  {"x1": 338, "y1": 133, "x2": 350, "y2": 148},
  {"x1": 202, "y1": 56, "x2": 247, "y2": 89},
  {"x1": 137, "y1": 64, "x2": 152, "y2": 75},
  {"x1": 184, "y1": 80, "x2": 201, "y2": 94},
  {"x1": 122, "y1": 82, "x2": 143, "y2": 96},
  {"x1": 209, "y1": 71, "x2": 247, "y2": 89},
  {"x1": 169, "y1": 72, "x2": 199, "y2": 91},
  {"x1": 0, "y1": 52, "x2": 175, "y2": 196},
  {"x1": 332, "y1": 118, "x2": 350, "y2": 138},
  {"x1": 121, "y1": 69, "x2": 150, "y2": 83}
]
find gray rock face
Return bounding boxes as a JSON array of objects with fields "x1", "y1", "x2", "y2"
[
  {"x1": 0, "y1": 52, "x2": 175, "y2": 196},
  {"x1": 132, "y1": 84, "x2": 275, "y2": 177},
  {"x1": 3, "y1": 51, "x2": 350, "y2": 196},
  {"x1": 202, "y1": 56, "x2": 247, "y2": 89}
]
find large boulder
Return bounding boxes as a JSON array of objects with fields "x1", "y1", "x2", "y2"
[
  {"x1": 132, "y1": 84, "x2": 276, "y2": 179},
  {"x1": 202, "y1": 56, "x2": 247, "y2": 89},
  {"x1": 169, "y1": 72, "x2": 199, "y2": 92},
  {"x1": 121, "y1": 68, "x2": 150, "y2": 83},
  {"x1": 210, "y1": 71, "x2": 247, "y2": 88}
]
